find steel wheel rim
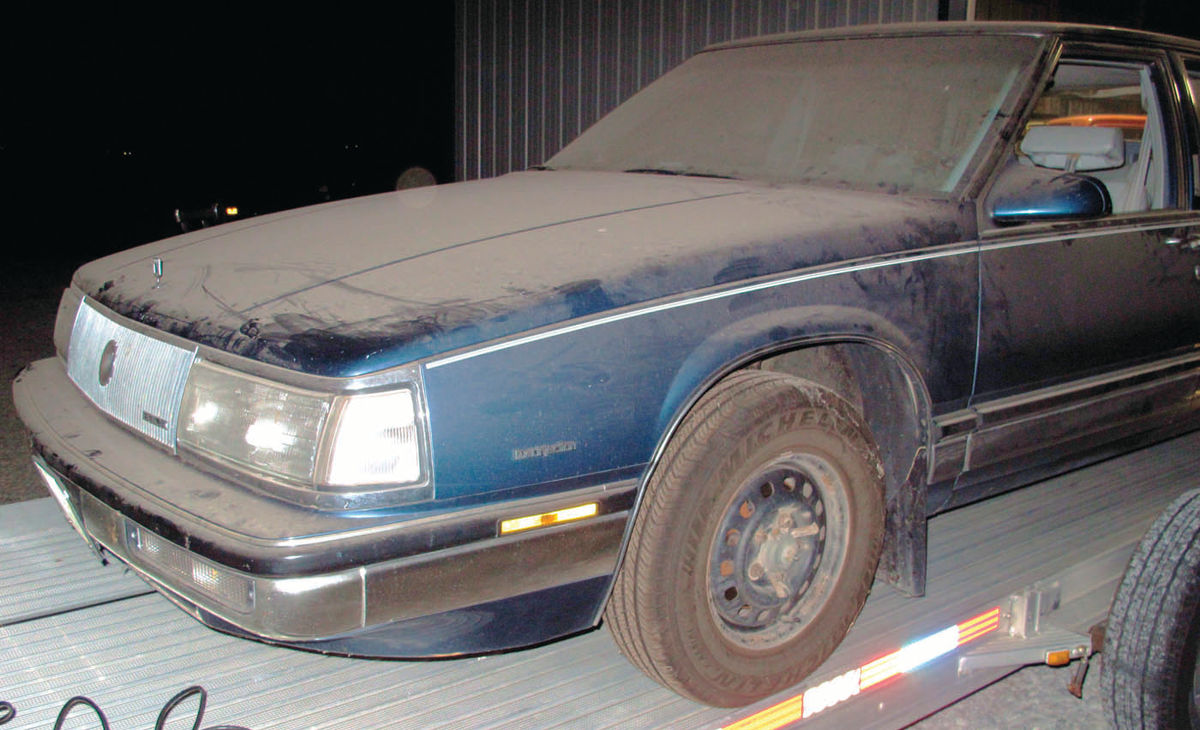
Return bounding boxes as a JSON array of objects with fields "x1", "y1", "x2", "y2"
[{"x1": 707, "y1": 452, "x2": 850, "y2": 649}]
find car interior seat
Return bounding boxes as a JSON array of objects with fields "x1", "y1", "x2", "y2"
[
  {"x1": 1118, "y1": 71, "x2": 1165, "y2": 213},
  {"x1": 1020, "y1": 125, "x2": 1127, "y2": 208}
]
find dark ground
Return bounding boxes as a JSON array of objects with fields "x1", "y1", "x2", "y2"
[{"x1": 0, "y1": 259, "x2": 73, "y2": 504}]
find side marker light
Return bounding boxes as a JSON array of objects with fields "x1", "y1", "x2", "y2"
[
  {"x1": 1046, "y1": 649, "x2": 1072, "y2": 666},
  {"x1": 499, "y1": 503, "x2": 598, "y2": 535}
]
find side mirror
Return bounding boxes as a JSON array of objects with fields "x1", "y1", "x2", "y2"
[{"x1": 986, "y1": 166, "x2": 1112, "y2": 226}]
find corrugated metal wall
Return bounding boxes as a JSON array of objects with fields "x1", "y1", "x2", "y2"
[
  {"x1": 454, "y1": 0, "x2": 942, "y2": 181},
  {"x1": 972, "y1": 0, "x2": 1150, "y2": 27}
]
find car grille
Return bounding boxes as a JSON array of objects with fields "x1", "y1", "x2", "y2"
[{"x1": 66, "y1": 298, "x2": 196, "y2": 448}]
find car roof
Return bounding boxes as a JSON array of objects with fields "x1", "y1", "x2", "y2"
[{"x1": 705, "y1": 21, "x2": 1200, "y2": 55}]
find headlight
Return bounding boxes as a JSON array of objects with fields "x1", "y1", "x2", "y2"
[
  {"x1": 324, "y1": 389, "x2": 422, "y2": 486},
  {"x1": 179, "y1": 362, "x2": 330, "y2": 483},
  {"x1": 178, "y1": 360, "x2": 429, "y2": 507}
]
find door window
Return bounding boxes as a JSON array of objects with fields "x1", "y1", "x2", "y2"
[{"x1": 1017, "y1": 59, "x2": 1177, "y2": 214}]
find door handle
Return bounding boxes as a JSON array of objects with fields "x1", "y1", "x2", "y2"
[{"x1": 1164, "y1": 235, "x2": 1200, "y2": 251}]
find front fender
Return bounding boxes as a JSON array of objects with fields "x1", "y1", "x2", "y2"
[{"x1": 655, "y1": 305, "x2": 920, "y2": 437}]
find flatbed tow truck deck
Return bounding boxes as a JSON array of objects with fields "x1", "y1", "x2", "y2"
[{"x1": 4, "y1": 431, "x2": 1199, "y2": 729}]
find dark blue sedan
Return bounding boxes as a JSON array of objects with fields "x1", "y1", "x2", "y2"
[{"x1": 14, "y1": 21, "x2": 1200, "y2": 707}]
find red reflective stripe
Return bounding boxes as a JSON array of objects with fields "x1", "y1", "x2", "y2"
[
  {"x1": 957, "y1": 607, "x2": 1002, "y2": 646},
  {"x1": 722, "y1": 606, "x2": 1003, "y2": 729},
  {"x1": 858, "y1": 649, "x2": 903, "y2": 689},
  {"x1": 722, "y1": 694, "x2": 805, "y2": 730}
]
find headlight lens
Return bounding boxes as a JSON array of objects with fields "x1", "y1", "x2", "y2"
[
  {"x1": 179, "y1": 361, "x2": 330, "y2": 482},
  {"x1": 177, "y1": 360, "x2": 428, "y2": 501},
  {"x1": 324, "y1": 389, "x2": 422, "y2": 486}
]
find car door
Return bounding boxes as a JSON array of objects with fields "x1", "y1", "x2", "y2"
[{"x1": 953, "y1": 43, "x2": 1200, "y2": 496}]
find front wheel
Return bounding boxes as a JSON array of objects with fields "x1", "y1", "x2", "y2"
[{"x1": 605, "y1": 370, "x2": 885, "y2": 707}]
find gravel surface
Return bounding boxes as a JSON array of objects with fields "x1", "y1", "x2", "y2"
[{"x1": 911, "y1": 663, "x2": 1109, "y2": 729}]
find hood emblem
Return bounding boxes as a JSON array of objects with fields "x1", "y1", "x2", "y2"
[
  {"x1": 98, "y1": 340, "x2": 119, "y2": 387},
  {"x1": 152, "y1": 257, "x2": 164, "y2": 288}
]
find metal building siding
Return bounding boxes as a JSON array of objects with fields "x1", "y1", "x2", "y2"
[{"x1": 455, "y1": 0, "x2": 940, "y2": 181}]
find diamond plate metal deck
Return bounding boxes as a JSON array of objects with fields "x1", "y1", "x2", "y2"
[
  {"x1": 3, "y1": 432, "x2": 1199, "y2": 729},
  {"x1": 0, "y1": 498, "x2": 150, "y2": 627}
]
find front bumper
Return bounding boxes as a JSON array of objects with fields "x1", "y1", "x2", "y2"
[{"x1": 14, "y1": 357, "x2": 633, "y2": 653}]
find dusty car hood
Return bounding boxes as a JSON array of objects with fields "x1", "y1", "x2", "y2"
[{"x1": 77, "y1": 170, "x2": 971, "y2": 376}]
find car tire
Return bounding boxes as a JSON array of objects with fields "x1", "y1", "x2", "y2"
[
  {"x1": 1103, "y1": 489, "x2": 1200, "y2": 729},
  {"x1": 605, "y1": 369, "x2": 885, "y2": 707}
]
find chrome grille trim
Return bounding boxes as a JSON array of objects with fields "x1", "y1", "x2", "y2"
[{"x1": 67, "y1": 298, "x2": 196, "y2": 447}]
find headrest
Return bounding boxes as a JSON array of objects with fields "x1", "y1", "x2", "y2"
[{"x1": 1021, "y1": 126, "x2": 1125, "y2": 171}]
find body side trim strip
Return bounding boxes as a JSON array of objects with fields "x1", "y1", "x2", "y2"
[
  {"x1": 934, "y1": 349, "x2": 1200, "y2": 431},
  {"x1": 427, "y1": 241, "x2": 979, "y2": 369},
  {"x1": 979, "y1": 216, "x2": 1199, "y2": 253},
  {"x1": 429, "y1": 215, "x2": 1200, "y2": 371}
]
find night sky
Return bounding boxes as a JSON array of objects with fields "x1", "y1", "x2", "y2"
[
  {"x1": 4, "y1": 3, "x2": 1199, "y2": 283},
  {"x1": 2, "y1": 5, "x2": 455, "y2": 277}
]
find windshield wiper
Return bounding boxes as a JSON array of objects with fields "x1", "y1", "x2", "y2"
[{"x1": 624, "y1": 168, "x2": 737, "y2": 180}]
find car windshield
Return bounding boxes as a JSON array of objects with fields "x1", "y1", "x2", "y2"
[{"x1": 547, "y1": 34, "x2": 1042, "y2": 194}]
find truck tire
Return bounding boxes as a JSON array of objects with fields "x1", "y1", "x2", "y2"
[
  {"x1": 605, "y1": 370, "x2": 885, "y2": 707},
  {"x1": 1102, "y1": 489, "x2": 1200, "y2": 729}
]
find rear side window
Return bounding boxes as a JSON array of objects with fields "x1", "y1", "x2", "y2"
[{"x1": 1185, "y1": 60, "x2": 1200, "y2": 207}]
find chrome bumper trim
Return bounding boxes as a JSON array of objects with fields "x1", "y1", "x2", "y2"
[
  {"x1": 34, "y1": 456, "x2": 626, "y2": 642},
  {"x1": 17, "y1": 355, "x2": 631, "y2": 644}
]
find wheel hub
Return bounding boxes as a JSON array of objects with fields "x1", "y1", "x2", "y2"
[{"x1": 709, "y1": 465, "x2": 827, "y2": 634}]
